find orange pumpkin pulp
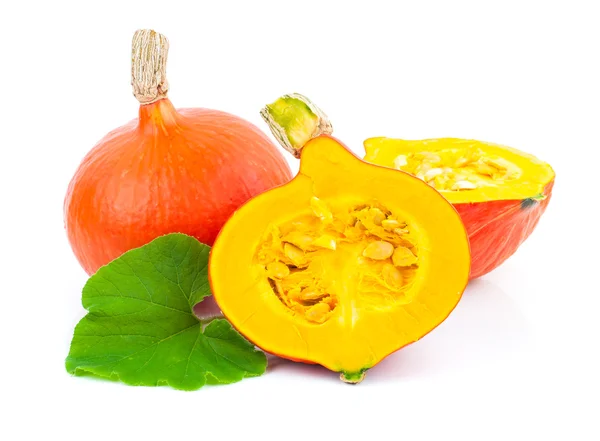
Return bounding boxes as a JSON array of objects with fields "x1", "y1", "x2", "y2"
[{"x1": 209, "y1": 95, "x2": 471, "y2": 382}]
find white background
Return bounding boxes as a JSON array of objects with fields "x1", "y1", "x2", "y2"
[{"x1": 1, "y1": 1, "x2": 599, "y2": 440}]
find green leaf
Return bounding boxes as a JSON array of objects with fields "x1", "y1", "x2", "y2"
[{"x1": 65, "y1": 233, "x2": 267, "y2": 391}]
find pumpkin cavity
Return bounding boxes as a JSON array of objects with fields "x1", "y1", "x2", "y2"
[
  {"x1": 392, "y1": 147, "x2": 522, "y2": 192},
  {"x1": 256, "y1": 197, "x2": 420, "y2": 324}
]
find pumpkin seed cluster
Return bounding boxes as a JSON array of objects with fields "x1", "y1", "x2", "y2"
[
  {"x1": 393, "y1": 147, "x2": 521, "y2": 191},
  {"x1": 257, "y1": 197, "x2": 420, "y2": 324}
]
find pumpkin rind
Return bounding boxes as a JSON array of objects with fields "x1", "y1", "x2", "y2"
[{"x1": 454, "y1": 181, "x2": 553, "y2": 279}]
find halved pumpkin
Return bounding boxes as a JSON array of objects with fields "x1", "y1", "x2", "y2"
[
  {"x1": 364, "y1": 138, "x2": 554, "y2": 279},
  {"x1": 209, "y1": 95, "x2": 470, "y2": 382}
]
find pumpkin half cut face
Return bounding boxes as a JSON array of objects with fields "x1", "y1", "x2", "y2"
[
  {"x1": 364, "y1": 138, "x2": 554, "y2": 279},
  {"x1": 209, "y1": 95, "x2": 470, "y2": 382}
]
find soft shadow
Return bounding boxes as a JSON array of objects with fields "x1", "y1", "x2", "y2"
[
  {"x1": 366, "y1": 279, "x2": 531, "y2": 383},
  {"x1": 266, "y1": 353, "x2": 339, "y2": 382},
  {"x1": 192, "y1": 282, "x2": 528, "y2": 384},
  {"x1": 193, "y1": 296, "x2": 222, "y2": 319},
  {"x1": 465, "y1": 277, "x2": 498, "y2": 294}
]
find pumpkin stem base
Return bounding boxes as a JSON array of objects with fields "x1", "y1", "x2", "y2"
[
  {"x1": 261, "y1": 93, "x2": 333, "y2": 158},
  {"x1": 340, "y1": 370, "x2": 367, "y2": 384}
]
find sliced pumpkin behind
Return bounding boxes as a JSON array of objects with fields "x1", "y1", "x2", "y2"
[
  {"x1": 209, "y1": 94, "x2": 470, "y2": 383},
  {"x1": 364, "y1": 138, "x2": 554, "y2": 279}
]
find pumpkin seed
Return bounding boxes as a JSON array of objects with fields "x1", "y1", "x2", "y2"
[
  {"x1": 363, "y1": 241, "x2": 394, "y2": 260},
  {"x1": 310, "y1": 196, "x2": 333, "y2": 223},
  {"x1": 300, "y1": 289, "x2": 325, "y2": 301},
  {"x1": 305, "y1": 303, "x2": 331, "y2": 323},
  {"x1": 266, "y1": 261, "x2": 290, "y2": 279},
  {"x1": 393, "y1": 154, "x2": 408, "y2": 168},
  {"x1": 392, "y1": 246, "x2": 418, "y2": 267},
  {"x1": 382, "y1": 263, "x2": 403, "y2": 288},
  {"x1": 474, "y1": 162, "x2": 497, "y2": 176},
  {"x1": 381, "y1": 219, "x2": 400, "y2": 230},
  {"x1": 423, "y1": 167, "x2": 444, "y2": 181},
  {"x1": 451, "y1": 180, "x2": 478, "y2": 190},
  {"x1": 282, "y1": 232, "x2": 314, "y2": 250},
  {"x1": 287, "y1": 287, "x2": 302, "y2": 301},
  {"x1": 284, "y1": 243, "x2": 308, "y2": 266},
  {"x1": 370, "y1": 208, "x2": 386, "y2": 226},
  {"x1": 312, "y1": 234, "x2": 337, "y2": 250}
]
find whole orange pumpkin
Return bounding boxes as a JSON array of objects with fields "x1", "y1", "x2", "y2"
[{"x1": 64, "y1": 30, "x2": 292, "y2": 274}]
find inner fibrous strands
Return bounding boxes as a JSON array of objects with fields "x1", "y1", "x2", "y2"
[
  {"x1": 256, "y1": 197, "x2": 420, "y2": 324},
  {"x1": 392, "y1": 147, "x2": 521, "y2": 191}
]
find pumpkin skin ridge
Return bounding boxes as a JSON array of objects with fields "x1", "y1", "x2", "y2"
[
  {"x1": 65, "y1": 98, "x2": 293, "y2": 275},
  {"x1": 209, "y1": 135, "x2": 471, "y2": 376}
]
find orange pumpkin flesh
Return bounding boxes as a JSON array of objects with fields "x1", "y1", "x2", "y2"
[
  {"x1": 64, "y1": 31, "x2": 292, "y2": 275},
  {"x1": 364, "y1": 138, "x2": 555, "y2": 279},
  {"x1": 210, "y1": 104, "x2": 470, "y2": 382}
]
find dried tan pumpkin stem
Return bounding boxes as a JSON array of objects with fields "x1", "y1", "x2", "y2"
[{"x1": 131, "y1": 29, "x2": 169, "y2": 104}]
